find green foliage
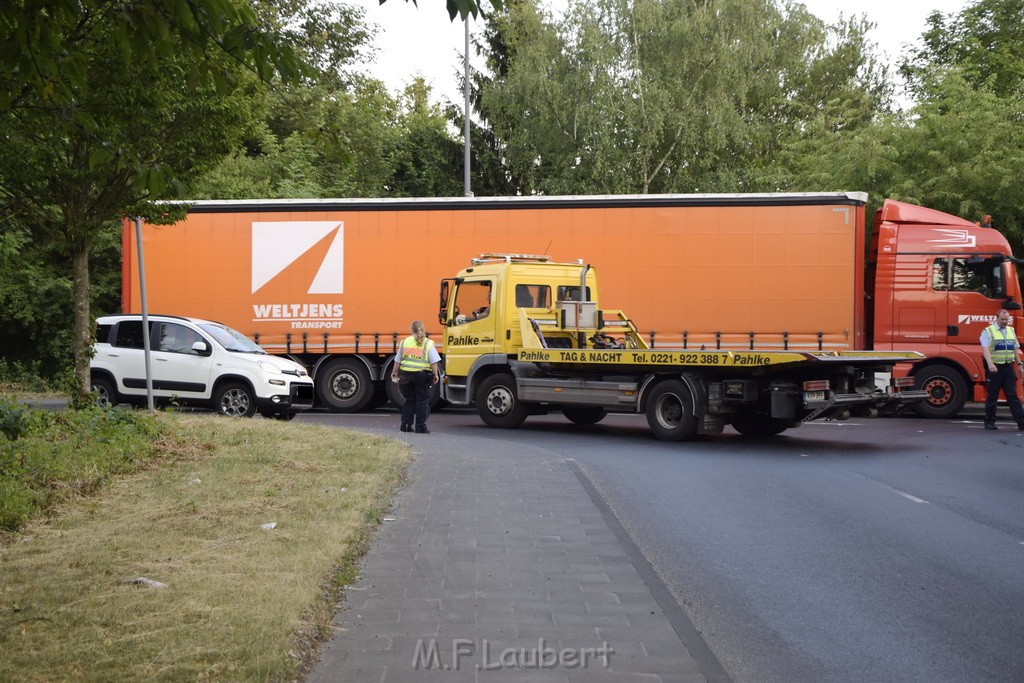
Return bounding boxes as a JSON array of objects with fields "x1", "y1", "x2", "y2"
[
  {"x1": 0, "y1": 0, "x2": 309, "y2": 115},
  {"x1": 902, "y1": 0, "x2": 1024, "y2": 99},
  {"x1": 771, "y1": 0, "x2": 1024, "y2": 245},
  {"x1": 473, "y1": 0, "x2": 892, "y2": 195},
  {"x1": 382, "y1": 0, "x2": 506, "y2": 21},
  {"x1": 0, "y1": 401, "x2": 163, "y2": 531},
  {"x1": 192, "y1": 76, "x2": 466, "y2": 199}
]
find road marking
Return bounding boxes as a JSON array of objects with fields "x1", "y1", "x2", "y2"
[
  {"x1": 877, "y1": 482, "x2": 929, "y2": 504},
  {"x1": 891, "y1": 489, "x2": 929, "y2": 504},
  {"x1": 863, "y1": 476, "x2": 930, "y2": 504}
]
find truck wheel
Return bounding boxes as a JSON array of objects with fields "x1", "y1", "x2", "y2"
[
  {"x1": 912, "y1": 366, "x2": 968, "y2": 418},
  {"x1": 385, "y1": 369, "x2": 444, "y2": 410},
  {"x1": 317, "y1": 358, "x2": 373, "y2": 412},
  {"x1": 476, "y1": 374, "x2": 528, "y2": 429},
  {"x1": 562, "y1": 405, "x2": 607, "y2": 425},
  {"x1": 730, "y1": 410, "x2": 790, "y2": 437},
  {"x1": 91, "y1": 376, "x2": 118, "y2": 408},
  {"x1": 645, "y1": 379, "x2": 698, "y2": 441},
  {"x1": 214, "y1": 382, "x2": 257, "y2": 418}
]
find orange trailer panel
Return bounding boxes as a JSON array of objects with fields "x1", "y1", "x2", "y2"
[{"x1": 122, "y1": 194, "x2": 866, "y2": 353}]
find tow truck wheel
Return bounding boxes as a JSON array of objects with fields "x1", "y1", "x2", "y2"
[
  {"x1": 317, "y1": 358, "x2": 373, "y2": 412},
  {"x1": 562, "y1": 405, "x2": 607, "y2": 425},
  {"x1": 730, "y1": 410, "x2": 790, "y2": 437},
  {"x1": 912, "y1": 365, "x2": 968, "y2": 419},
  {"x1": 476, "y1": 374, "x2": 528, "y2": 429},
  {"x1": 645, "y1": 379, "x2": 698, "y2": 441}
]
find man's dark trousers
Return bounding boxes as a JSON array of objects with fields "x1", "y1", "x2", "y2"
[
  {"x1": 985, "y1": 363, "x2": 1024, "y2": 426},
  {"x1": 399, "y1": 370, "x2": 432, "y2": 430}
]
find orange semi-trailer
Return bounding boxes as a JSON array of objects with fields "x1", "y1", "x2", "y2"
[{"x1": 122, "y1": 193, "x2": 1022, "y2": 417}]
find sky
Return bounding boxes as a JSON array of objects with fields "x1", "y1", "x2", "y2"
[{"x1": 352, "y1": 0, "x2": 971, "y2": 106}]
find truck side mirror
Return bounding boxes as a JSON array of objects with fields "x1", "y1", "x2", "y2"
[
  {"x1": 439, "y1": 280, "x2": 452, "y2": 325},
  {"x1": 1003, "y1": 298, "x2": 1022, "y2": 311}
]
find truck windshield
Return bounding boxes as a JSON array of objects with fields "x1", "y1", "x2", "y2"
[
  {"x1": 198, "y1": 323, "x2": 267, "y2": 354},
  {"x1": 932, "y1": 257, "x2": 1005, "y2": 298}
]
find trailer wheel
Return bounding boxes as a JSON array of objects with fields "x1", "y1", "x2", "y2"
[
  {"x1": 317, "y1": 358, "x2": 373, "y2": 412},
  {"x1": 730, "y1": 410, "x2": 790, "y2": 437},
  {"x1": 476, "y1": 374, "x2": 528, "y2": 429},
  {"x1": 562, "y1": 405, "x2": 607, "y2": 425},
  {"x1": 912, "y1": 366, "x2": 968, "y2": 418},
  {"x1": 645, "y1": 379, "x2": 698, "y2": 441}
]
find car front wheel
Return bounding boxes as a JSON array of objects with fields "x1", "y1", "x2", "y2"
[{"x1": 214, "y1": 382, "x2": 257, "y2": 418}]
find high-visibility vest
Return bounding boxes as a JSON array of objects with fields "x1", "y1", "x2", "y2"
[
  {"x1": 398, "y1": 336, "x2": 435, "y2": 372},
  {"x1": 986, "y1": 324, "x2": 1018, "y2": 364}
]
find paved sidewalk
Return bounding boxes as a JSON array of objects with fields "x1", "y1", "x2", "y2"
[{"x1": 308, "y1": 430, "x2": 717, "y2": 682}]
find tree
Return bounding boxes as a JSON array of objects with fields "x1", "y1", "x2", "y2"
[
  {"x1": 381, "y1": 0, "x2": 506, "y2": 20},
  {"x1": 0, "y1": 1, "x2": 308, "y2": 404},
  {"x1": 0, "y1": 0, "x2": 306, "y2": 115},
  {"x1": 770, "y1": 0, "x2": 1024, "y2": 240},
  {"x1": 902, "y1": 0, "x2": 1024, "y2": 99},
  {"x1": 388, "y1": 80, "x2": 465, "y2": 197},
  {"x1": 470, "y1": 0, "x2": 892, "y2": 195}
]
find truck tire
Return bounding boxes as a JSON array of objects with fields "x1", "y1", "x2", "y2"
[
  {"x1": 317, "y1": 358, "x2": 373, "y2": 412},
  {"x1": 476, "y1": 374, "x2": 528, "y2": 429},
  {"x1": 645, "y1": 379, "x2": 698, "y2": 441},
  {"x1": 912, "y1": 365, "x2": 968, "y2": 418},
  {"x1": 91, "y1": 376, "x2": 118, "y2": 408},
  {"x1": 214, "y1": 381, "x2": 257, "y2": 418},
  {"x1": 730, "y1": 410, "x2": 790, "y2": 437},
  {"x1": 562, "y1": 405, "x2": 607, "y2": 425},
  {"x1": 385, "y1": 369, "x2": 444, "y2": 411}
]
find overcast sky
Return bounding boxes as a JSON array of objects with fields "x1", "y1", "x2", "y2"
[{"x1": 352, "y1": 0, "x2": 971, "y2": 105}]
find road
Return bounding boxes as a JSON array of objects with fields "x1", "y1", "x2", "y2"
[{"x1": 306, "y1": 407, "x2": 1024, "y2": 682}]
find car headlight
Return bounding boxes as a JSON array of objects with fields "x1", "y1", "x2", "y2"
[{"x1": 258, "y1": 361, "x2": 283, "y2": 374}]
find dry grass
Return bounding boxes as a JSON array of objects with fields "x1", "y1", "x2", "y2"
[{"x1": 0, "y1": 413, "x2": 410, "y2": 681}]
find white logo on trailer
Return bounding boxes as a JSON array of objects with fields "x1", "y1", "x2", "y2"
[{"x1": 251, "y1": 221, "x2": 344, "y2": 294}]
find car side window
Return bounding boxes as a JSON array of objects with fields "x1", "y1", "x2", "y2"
[
  {"x1": 112, "y1": 321, "x2": 146, "y2": 349},
  {"x1": 95, "y1": 323, "x2": 113, "y2": 344},
  {"x1": 158, "y1": 323, "x2": 203, "y2": 354}
]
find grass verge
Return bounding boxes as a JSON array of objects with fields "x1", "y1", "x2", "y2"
[{"x1": 0, "y1": 412, "x2": 410, "y2": 681}]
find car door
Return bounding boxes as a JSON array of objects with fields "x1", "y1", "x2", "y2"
[
  {"x1": 151, "y1": 322, "x2": 215, "y2": 397},
  {"x1": 104, "y1": 319, "x2": 150, "y2": 397}
]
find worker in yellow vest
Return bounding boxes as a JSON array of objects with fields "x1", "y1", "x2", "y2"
[
  {"x1": 390, "y1": 320, "x2": 441, "y2": 433},
  {"x1": 980, "y1": 309, "x2": 1024, "y2": 430}
]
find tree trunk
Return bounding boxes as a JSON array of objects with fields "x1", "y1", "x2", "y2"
[{"x1": 70, "y1": 240, "x2": 92, "y2": 407}]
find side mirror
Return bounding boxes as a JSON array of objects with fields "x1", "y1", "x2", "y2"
[
  {"x1": 1003, "y1": 299, "x2": 1022, "y2": 311},
  {"x1": 439, "y1": 279, "x2": 453, "y2": 325},
  {"x1": 192, "y1": 340, "x2": 212, "y2": 356}
]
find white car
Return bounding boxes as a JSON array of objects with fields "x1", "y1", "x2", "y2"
[{"x1": 90, "y1": 314, "x2": 314, "y2": 419}]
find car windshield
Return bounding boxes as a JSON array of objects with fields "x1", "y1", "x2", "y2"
[{"x1": 198, "y1": 323, "x2": 267, "y2": 354}]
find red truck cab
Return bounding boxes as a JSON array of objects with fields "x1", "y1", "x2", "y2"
[{"x1": 871, "y1": 200, "x2": 1023, "y2": 417}]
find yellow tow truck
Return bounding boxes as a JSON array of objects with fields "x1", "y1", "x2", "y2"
[{"x1": 439, "y1": 254, "x2": 926, "y2": 441}]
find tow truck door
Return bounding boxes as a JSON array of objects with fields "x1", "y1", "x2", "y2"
[{"x1": 444, "y1": 278, "x2": 499, "y2": 378}]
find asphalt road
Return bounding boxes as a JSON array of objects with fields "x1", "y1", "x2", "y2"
[{"x1": 302, "y1": 406, "x2": 1024, "y2": 682}]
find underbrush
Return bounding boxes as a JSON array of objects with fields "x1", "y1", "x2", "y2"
[{"x1": 0, "y1": 399, "x2": 163, "y2": 532}]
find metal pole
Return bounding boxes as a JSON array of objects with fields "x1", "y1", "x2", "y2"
[
  {"x1": 134, "y1": 217, "x2": 155, "y2": 414},
  {"x1": 463, "y1": 15, "x2": 472, "y2": 197}
]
